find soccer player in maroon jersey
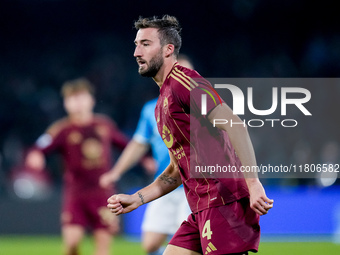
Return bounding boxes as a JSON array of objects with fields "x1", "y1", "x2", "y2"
[
  {"x1": 25, "y1": 78, "x2": 128, "y2": 255},
  {"x1": 107, "y1": 15, "x2": 274, "y2": 255}
]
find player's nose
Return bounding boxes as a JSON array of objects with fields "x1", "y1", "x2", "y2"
[{"x1": 134, "y1": 45, "x2": 142, "y2": 57}]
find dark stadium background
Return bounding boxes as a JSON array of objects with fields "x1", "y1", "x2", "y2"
[{"x1": 0, "y1": 0, "x2": 340, "y2": 241}]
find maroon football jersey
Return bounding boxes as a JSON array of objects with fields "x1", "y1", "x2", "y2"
[
  {"x1": 34, "y1": 114, "x2": 128, "y2": 194},
  {"x1": 155, "y1": 63, "x2": 249, "y2": 213}
]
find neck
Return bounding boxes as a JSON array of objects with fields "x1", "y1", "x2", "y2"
[
  {"x1": 69, "y1": 111, "x2": 93, "y2": 125},
  {"x1": 153, "y1": 58, "x2": 177, "y2": 88}
]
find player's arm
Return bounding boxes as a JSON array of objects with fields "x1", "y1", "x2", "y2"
[
  {"x1": 109, "y1": 120, "x2": 130, "y2": 151},
  {"x1": 107, "y1": 151, "x2": 182, "y2": 215},
  {"x1": 100, "y1": 139, "x2": 149, "y2": 188},
  {"x1": 207, "y1": 103, "x2": 274, "y2": 215},
  {"x1": 25, "y1": 130, "x2": 60, "y2": 171},
  {"x1": 25, "y1": 120, "x2": 65, "y2": 172}
]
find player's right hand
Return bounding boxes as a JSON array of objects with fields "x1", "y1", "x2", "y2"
[{"x1": 107, "y1": 194, "x2": 139, "y2": 215}]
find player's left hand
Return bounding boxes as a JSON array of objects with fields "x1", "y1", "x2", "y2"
[{"x1": 247, "y1": 179, "x2": 274, "y2": 215}]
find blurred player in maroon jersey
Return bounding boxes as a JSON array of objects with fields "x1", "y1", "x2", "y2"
[
  {"x1": 107, "y1": 15, "x2": 273, "y2": 255},
  {"x1": 25, "y1": 78, "x2": 128, "y2": 255}
]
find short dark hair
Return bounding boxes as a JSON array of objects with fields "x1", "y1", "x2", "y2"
[
  {"x1": 134, "y1": 15, "x2": 182, "y2": 57},
  {"x1": 61, "y1": 78, "x2": 95, "y2": 98}
]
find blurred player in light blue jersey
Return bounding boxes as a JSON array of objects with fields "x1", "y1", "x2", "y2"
[{"x1": 100, "y1": 55, "x2": 192, "y2": 255}]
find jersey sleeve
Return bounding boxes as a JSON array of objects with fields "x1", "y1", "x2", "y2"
[
  {"x1": 132, "y1": 101, "x2": 154, "y2": 144},
  {"x1": 171, "y1": 71, "x2": 223, "y2": 119},
  {"x1": 33, "y1": 119, "x2": 66, "y2": 154},
  {"x1": 108, "y1": 119, "x2": 129, "y2": 151}
]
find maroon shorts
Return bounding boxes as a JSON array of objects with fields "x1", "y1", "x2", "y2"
[
  {"x1": 169, "y1": 197, "x2": 260, "y2": 254},
  {"x1": 61, "y1": 190, "x2": 119, "y2": 234}
]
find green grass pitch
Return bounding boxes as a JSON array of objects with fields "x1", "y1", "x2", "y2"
[{"x1": 0, "y1": 235, "x2": 339, "y2": 254}]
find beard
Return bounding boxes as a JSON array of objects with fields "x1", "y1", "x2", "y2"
[{"x1": 138, "y1": 50, "x2": 164, "y2": 77}]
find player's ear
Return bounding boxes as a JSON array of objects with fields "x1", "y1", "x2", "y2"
[{"x1": 164, "y1": 44, "x2": 175, "y2": 58}]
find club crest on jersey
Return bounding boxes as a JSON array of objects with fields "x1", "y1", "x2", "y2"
[
  {"x1": 67, "y1": 131, "x2": 82, "y2": 144},
  {"x1": 81, "y1": 138, "x2": 103, "y2": 160},
  {"x1": 162, "y1": 124, "x2": 173, "y2": 148}
]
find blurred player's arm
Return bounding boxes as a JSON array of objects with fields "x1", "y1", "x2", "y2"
[
  {"x1": 109, "y1": 119, "x2": 130, "y2": 151},
  {"x1": 100, "y1": 139, "x2": 150, "y2": 188},
  {"x1": 25, "y1": 121, "x2": 64, "y2": 172},
  {"x1": 107, "y1": 151, "x2": 181, "y2": 215},
  {"x1": 208, "y1": 103, "x2": 274, "y2": 215}
]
